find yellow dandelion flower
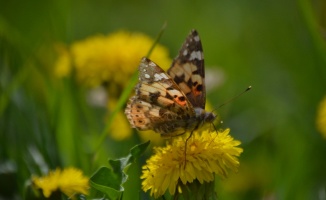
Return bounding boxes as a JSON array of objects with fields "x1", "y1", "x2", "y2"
[
  {"x1": 55, "y1": 31, "x2": 172, "y2": 89},
  {"x1": 54, "y1": 44, "x2": 72, "y2": 78},
  {"x1": 317, "y1": 95, "x2": 326, "y2": 138},
  {"x1": 141, "y1": 129, "x2": 243, "y2": 198},
  {"x1": 32, "y1": 167, "x2": 89, "y2": 198}
]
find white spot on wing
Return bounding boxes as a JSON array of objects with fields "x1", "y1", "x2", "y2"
[
  {"x1": 154, "y1": 73, "x2": 169, "y2": 81},
  {"x1": 190, "y1": 51, "x2": 202, "y2": 60},
  {"x1": 167, "y1": 89, "x2": 183, "y2": 98},
  {"x1": 144, "y1": 74, "x2": 150, "y2": 79},
  {"x1": 194, "y1": 35, "x2": 200, "y2": 42},
  {"x1": 183, "y1": 49, "x2": 188, "y2": 56}
]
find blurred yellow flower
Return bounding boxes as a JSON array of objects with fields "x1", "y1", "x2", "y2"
[
  {"x1": 32, "y1": 167, "x2": 89, "y2": 199},
  {"x1": 107, "y1": 99, "x2": 132, "y2": 141},
  {"x1": 141, "y1": 129, "x2": 243, "y2": 198},
  {"x1": 54, "y1": 44, "x2": 72, "y2": 78},
  {"x1": 55, "y1": 31, "x2": 172, "y2": 88},
  {"x1": 317, "y1": 95, "x2": 326, "y2": 138}
]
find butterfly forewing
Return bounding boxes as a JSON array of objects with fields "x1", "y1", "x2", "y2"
[{"x1": 167, "y1": 30, "x2": 206, "y2": 109}]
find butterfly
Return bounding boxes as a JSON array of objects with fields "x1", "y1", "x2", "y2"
[{"x1": 125, "y1": 30, "x2": 216, "y2": 137}]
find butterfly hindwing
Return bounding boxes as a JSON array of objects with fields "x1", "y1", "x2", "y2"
[{"x1": 167, "y1": 30, "x2": 206, "y2": 109}]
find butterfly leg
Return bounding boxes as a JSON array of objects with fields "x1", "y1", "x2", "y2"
[{"x1": 184, "y1": 131, "x2": 194, "y2": 169}]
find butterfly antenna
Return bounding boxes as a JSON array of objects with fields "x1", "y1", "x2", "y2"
[
  {"x1": 211, "y1": 123, "x2": 218, "y2": 132},
  {"x1": 211, "y1": 86, "x2": 252, "y2": 113}
]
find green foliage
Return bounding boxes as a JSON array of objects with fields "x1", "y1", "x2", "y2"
[{"x1": 90, "y1": 141, "x2": 150, "y2": 199}]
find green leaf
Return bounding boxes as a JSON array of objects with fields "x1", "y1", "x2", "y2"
[{"x1": 90, "y1": 141, "x2": 150, "y2": 199}]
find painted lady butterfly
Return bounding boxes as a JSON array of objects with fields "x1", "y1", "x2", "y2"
[{"x1": 125, "y1": 30, "x2": 216, "y2": 137}]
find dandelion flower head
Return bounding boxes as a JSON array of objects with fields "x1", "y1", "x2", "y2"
[
  {"x1": 141, "y1": 129, "x2": 243, "y2": 198},
  {"x1": 32, "y1": 167, "x2": 89, "y2": 198}
]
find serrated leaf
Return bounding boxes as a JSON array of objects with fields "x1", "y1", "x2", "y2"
[
  {"x1": 90, "y1": 167, "x2": 121, "y2": 199},
  {"x1": 90, "y1": 141, "x2": 150, "y2": 199}
]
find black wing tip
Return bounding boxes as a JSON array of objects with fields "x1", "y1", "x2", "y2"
[
  {"x1": 188, "y1": 29, "x2": 201, "y2": 44},
  {"x1": 141, "y1": 57, "x2": 156, "y2": 65},
  {"x1": 142, "y1": 57, "x2": 160, "y2": 67},
  {"x1": 190, "y1": 29, "x2": 198, "y2": 33},
  {"x1": 141, "y1": 57, "x2": 150, "y2": 62},
  {"x1": 190, "y1": 29, "x2": 199, "y2": 36}
]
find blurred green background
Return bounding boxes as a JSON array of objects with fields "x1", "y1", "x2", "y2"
[{"x1": 1, "y1": 0, "x2": 326, "y2": 199}]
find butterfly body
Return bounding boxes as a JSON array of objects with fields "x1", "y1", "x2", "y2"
[{"x1": 125, "y1": 30, "x2": 216, "y2": 137}]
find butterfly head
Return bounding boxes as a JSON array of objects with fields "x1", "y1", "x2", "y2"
[{"x1": 194, "y1": 107, "x2": 216, "y2": 124}]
